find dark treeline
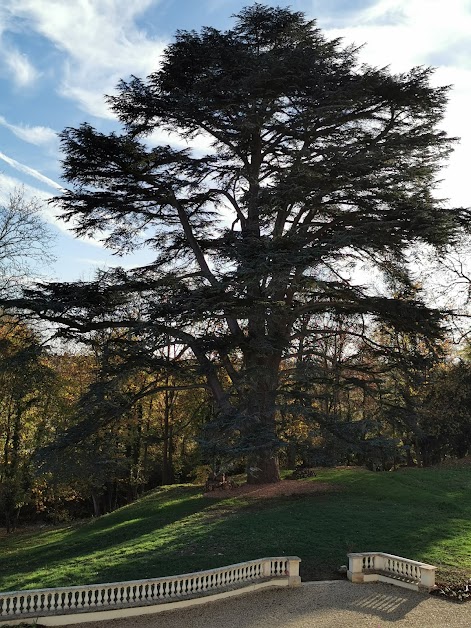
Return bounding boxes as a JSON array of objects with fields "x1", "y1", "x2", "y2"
[{"x1": 1, "y1": 312, "x2": 470, "y2": 531}]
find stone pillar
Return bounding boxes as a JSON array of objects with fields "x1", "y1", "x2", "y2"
[
  {"x1": 419, "y1": 565, "x2": 436, "y2": 591},
  {"x1": 287, "y1": 557, "x2": 302, "y2": 587},
  {"x1": 347, "y1": 553, "x2": 365, "y2": 583}
]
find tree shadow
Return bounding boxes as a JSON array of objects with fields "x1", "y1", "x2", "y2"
[
  {"x1": 133, "y1": 582, "x2": 463, "y2": 628},
  {"x1": 2, "y1": 467, "x2": 471, "y2": 592}
]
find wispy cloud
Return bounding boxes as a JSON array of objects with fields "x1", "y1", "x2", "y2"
[
  {"x1": 0, "y1": 171, "x2": 109, "y2": 249},
  {"x1": 0, "y1": 150, "x2": 63, "y2": 190},
  {"x1": 322, "y1": 0, "x2": 471, "y2": 72},
  {"x1": 0, "y1": 115, "x2": 58, "y2": 148},
  {"x1": 0, "y1": 159, "x2": 110, "y2": 246},
  {"x1": 205, "y1": 0, "x2": 238, "y2": 13},
  {"x1": 0, "y1": 172, "x2": 47, "y2": 204},
  {"x1": 0, "y1": 171, "x2": 65, "y2": 230},
  {"x1": 2, "y1": 46, "x2": 39, "y2": 87},
  {"x1": 5, "y1": 0, "x2": 166, "y2": 118}
]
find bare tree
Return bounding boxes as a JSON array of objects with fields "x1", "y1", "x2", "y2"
[{"x1": 0, "y1": 188, "x2": 55, "y2": 297}]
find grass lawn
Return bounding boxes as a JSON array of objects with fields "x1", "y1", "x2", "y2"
[{"x1": 0, "y1": 466, "x2": 470, "y2": 592}]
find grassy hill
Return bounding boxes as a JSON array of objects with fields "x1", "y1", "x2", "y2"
[{"x1": 1, "y1": 466, "x2": 470, "y2": 592}]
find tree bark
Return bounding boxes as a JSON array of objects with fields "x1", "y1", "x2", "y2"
[
  {"x1": 247, "y1": 448, "x2": 280, "y2": 484},
  {"x1": 243, "y1": 353, "x2": 281, "y2": 484},
  {"x1": 162, "y1": 381, "x2": 176, "y2": 485}
]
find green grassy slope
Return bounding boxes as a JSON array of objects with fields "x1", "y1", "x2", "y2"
[{"x1": 1, "y1": 466, "x2": 470, "y2": 591}]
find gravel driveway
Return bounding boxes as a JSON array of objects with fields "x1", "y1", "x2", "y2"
[{"x1": 76, "y1": 580, "x2": 471, "y2": 628}]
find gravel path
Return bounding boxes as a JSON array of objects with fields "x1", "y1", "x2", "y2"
[{"x1": 76, "y1": 580, "x2": 471, "y2": 628}]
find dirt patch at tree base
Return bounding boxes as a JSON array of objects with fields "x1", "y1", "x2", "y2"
[{"x1": 203, "y1": 479, "x2": 338, "y2": 499}]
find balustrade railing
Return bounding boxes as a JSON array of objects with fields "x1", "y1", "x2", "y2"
[
  {"x1": 347, "y1": 552, "x2": 436, "y2": 591},
  {"x1": 0, "y1": 556, "x2": 301, "y2": 620}
]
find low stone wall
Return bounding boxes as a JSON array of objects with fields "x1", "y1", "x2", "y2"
[
  {"x1": 347, "y1": 552, "x2": 436, "y2": 592},
  {"x1": 0, "y1": 556, "x2": 301, "y2": 626}
]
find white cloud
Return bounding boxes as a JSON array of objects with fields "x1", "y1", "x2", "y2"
[
  {"x1": 318, "y1": 0, "x2": 471, "y2": 210},
  {"x1": 0, "y1": 172, "x2": 44, "y2": 204},
  {"x1": 0, "y1": 171, "x2": 62, "y2": 228},
  {"x1": 322, "y1": 0, "x2": 471, "y2": 71},
  {"x1": 3, "y1": 46, "x2": 39, "y2": 87},
  {"x1": 0, "y1": 150, "x2": 63, "y2": 190},
  {"x1": 0, "y1": 115, "x2": 58, "y2": 148},
  {"x1": 5, "y1": 0, "x2": 166, "y2": 118}
]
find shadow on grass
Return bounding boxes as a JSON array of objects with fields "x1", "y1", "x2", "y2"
[
  {"x1": 1, "y1": 467, "x2": 471, "y2": 591},
  {"x1": 0, "y1": 487, "x2": 209, "y2": 589}
]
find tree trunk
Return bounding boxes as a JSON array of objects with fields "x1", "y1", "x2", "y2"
[
  {"x1": 247, "y1": 449, "x2": 280, "y2": 484},
  {"x1": 91, "y1": 492, "x2": 101, "y2": 517},
  {"x1": 243, "y1": 354, "x2": 281, "y2": 484},
  {"x1": 287, "y1": 441, "x2": 297, "y2": 470},
  {"x1": 162, "y1": 385, "x2": 175, "y2": 485}
]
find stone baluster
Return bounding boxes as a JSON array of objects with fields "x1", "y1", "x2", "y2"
[
  {"x1": 262, "y1": 558, "x2": 272, "y2": 578},
  {"x1": 0, "y1": 556, "x2": 303, "y2": 621}
]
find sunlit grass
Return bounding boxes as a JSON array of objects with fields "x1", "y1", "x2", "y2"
[{"x1": 1, "y1": 467, "x2": 470, "y2": 590}]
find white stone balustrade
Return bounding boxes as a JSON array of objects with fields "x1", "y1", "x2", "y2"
[
  {"x1": 347, "y1": 552, "x2": 436, "y2": 591},
  {"x1": 0, "y1": 556, "x2": 301, "y2": 623}
]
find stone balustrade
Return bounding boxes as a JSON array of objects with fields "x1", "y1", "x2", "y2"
[
  {"x1": 0, "y1": 556, "x2": 301, "y2": 624},
  {"x1": 347, "y1": 552, "x2": 436, "y2": 591}
]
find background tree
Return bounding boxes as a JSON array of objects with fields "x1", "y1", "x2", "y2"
[
  {"x1": 0, "y1": 189, "x2": 54, "y2": 298},
  {"x1": 0, "y1": 320, "x2": 58, "y2": 531},
  {"x1": 419, "y1": 359, "x2": 471, "y2": 462},
  {"x1": 36, "y1": 324, "x2": 210, "y2": 515},
  {"x1": 17, "y1": 4, "x2": 468, "y2": 483}
]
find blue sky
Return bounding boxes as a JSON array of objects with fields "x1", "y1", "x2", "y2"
[{"x1": 0, "y1": 0, "x2": 470, "y2": 282}]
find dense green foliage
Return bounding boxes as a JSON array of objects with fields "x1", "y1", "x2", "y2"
[
  {"x1": 1, "y1": 466, "x2": 470, "y2": 590},
  {"x1": 0, "y1": 322, "x2": 63, "y2": 532}
]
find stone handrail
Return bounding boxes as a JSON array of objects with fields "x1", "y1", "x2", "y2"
[
  {"x1": 347, "y1": 552, "x2": 436, "y2": 591},
  {"x1": 0, "y1": 556, "x2": 301, "y2": 622}
]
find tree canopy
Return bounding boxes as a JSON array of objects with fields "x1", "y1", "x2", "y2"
[{"x1": 16, "y1": 4, "x2": 468, "y2": 483}]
